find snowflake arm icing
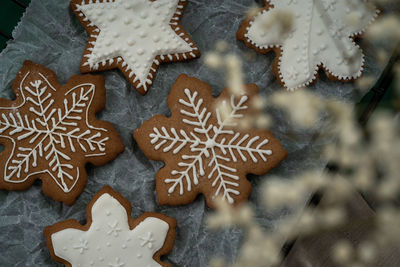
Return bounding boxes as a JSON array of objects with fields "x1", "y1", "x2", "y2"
[
  {"x1": 0, "y1": 61, "x2": 124, "y2": 204},
  {"x1": 238, "y1": 0, "x2": 378, "y2": 90},
  {"x1": 45, "y1": 186, "x2": 177, "y2": 267},
  {"x1": 134, "y1": 75, "x2": 287, "y2": 208}
]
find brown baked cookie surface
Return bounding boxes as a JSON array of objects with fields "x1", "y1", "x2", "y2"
[
  {"x1": 45, "y1": 186, "x2": 177, "y2": 267},
  {"x1": 0, "y1": 61, "x2": 124, "y2": 205},
  {"x1": 70, "y1": 0, "x2": 200, "y2": 95},
  {"x1": 134, "y1": 74, "x2": 287, "y2": 209},
  {"x1": 237, "y1": 0, "x2": 378, "y2": 90}
]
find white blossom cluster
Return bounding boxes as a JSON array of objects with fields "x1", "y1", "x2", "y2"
[{"x1": 205, "y1": 1, "x2": 400, "y2": 266}]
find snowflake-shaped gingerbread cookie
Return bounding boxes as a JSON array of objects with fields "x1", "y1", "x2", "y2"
[
  {"x1": 45, "y1": 186, "x2": 177, "y2": 267},
  {"x1": 71, "y1": 0, "x2": 200, "y2": 95},
  {"x1": 0, "y1": 61, "x2": 124, "y2": 204},
  {"x1": 134, "y1": 75, "x2": 287, "y2": 208},
  {"x1": 237, "y1": 0, "x2": 378, "y2": 90}
]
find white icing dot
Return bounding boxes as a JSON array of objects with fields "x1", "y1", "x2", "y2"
[
  {"x1": 123, "y1": 18, "x2": 131, "y2": 25},
  {"x1": 137, "y1": 49, "x2": 145, "y2": 55},
  {"x1": 139, "y1": 31, "x2": 147, "y2": 38},
  {"x1": 108, "y1": 14, "x2": 116, "y2": 22},
  {"x1": 127, "y1": 39, "x2": 136, "y2": 46},
  {"x1": 140, "y1": 11, "x2": 147, "y2": 19}
]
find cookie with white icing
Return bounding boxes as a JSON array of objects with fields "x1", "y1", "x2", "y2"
[
  {"x1": 237, "y1": 0, "x2": 378, "y2": 90},
  {"x1": 0, "y1": 61, "x2": 124, "y2": 205},
  {"x1": 134, "y1": 74, "x2": 287, "y2": 209},
  {"x1": 45, "y1": 186, "x2": 177, "y2": 267},
  {"x1": 71, "y1": 0, "x2": 200, "y2": 95}
]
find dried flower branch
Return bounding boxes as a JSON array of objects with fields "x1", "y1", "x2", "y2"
[{"x1": 206, "y1": 1, "x2": 400, "y2": 266}]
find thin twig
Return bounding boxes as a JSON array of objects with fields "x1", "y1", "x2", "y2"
[
  {"x1": 11, "y1": 0, "x2": 28, "y2": 9},
  {"x1": 0, "y1": 29, "x2": 12, "y2": 40}
]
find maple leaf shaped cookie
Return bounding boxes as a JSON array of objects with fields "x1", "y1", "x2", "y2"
[
  {"x1": 45, "y1": 186, "x2": 177, "y2": 267},
  {"x1": 71, "y1": 0, "x2": 200, "y2": 95},
  {"x1": 237, "y1": 0, "x2": 378, "y2": 90},
  {"x1": 0, "y1": 61, "x2": 124, "y2": 205},
  {"x1": 134, "y1": 75, "x2": 287, "y2": 208}
]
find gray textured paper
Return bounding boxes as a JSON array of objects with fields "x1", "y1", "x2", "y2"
[{"x1": 0, "y1": 0, "x2": 383, "y2": 266}]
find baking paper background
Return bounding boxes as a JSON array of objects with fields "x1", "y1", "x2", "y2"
[{"x1": 0, "y1": 0, "x2": 385, "y2": 266}]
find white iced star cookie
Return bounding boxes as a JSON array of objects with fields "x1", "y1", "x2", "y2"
[
  {"x1": 237, "y1": 0, "x2": 378, "y2": 90},
  {"x1": 45, "y1": 186, "x2": 177, "y2": 267},
  {"x1": 71, "y1": 0, "x2": 200, "y2": 95}
]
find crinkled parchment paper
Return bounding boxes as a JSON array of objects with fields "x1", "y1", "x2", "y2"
[{"x1": 0, "y1": 0, "x2": 384, "y2": 266}]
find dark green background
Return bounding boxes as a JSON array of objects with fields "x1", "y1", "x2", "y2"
[{"x1": 0, "y1": 0, "x2": 31, "y2": 51}]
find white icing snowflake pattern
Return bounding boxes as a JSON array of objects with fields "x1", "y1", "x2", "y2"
[
  {"x1": 107, "y1": 221, "x2": 122, "y2": 237},
  {"x1": 139, "y1": 232, "x2": 155, "y2": 249},
  {"x1": 48, "y1": 190, "x2": 173, "y2": 267},
  {"x1": 71, "y1": 0, "x2": 199, "y2": 94},
  {"x1": 151, "y1": 89, "x2": 272, "y2": 204},
  {"x1": 73, "y1": 238, "x2": 89, "y2": 254},
  {"x1": 241, "y1": 0, "x2": 378, "y2": 90},
  {"x1": 0, "y1": 62, "x2": 122, "y2": 204},
  {"x1": 135, "y1": 76, "x2": 287, "y2": 207}
]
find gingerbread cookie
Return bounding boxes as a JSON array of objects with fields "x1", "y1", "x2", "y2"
[
  {"x1": 0, "y1": 61, "x2": 124, "y2": 205},
  {"x1": 45, "y1": 186, "x2": 177, "y2": 267},
  {"x1": 237, "y1": 0, "x2": 378, "y2": 90},
  {"x1": 134, "y1": 74, "x2": 287, "y2": 209},
  {"x1": 71, "y1": 0, "x2": 201, "y2": 95}
]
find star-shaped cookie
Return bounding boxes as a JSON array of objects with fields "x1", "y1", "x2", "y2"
[
  {"x1": 45, "y1": 186, "x2": 177, "y2": 267},
  {"x1": 0, "y1": 61, "x2": 124, "y2": 204},
  {"x1": 134, "y1": 74, "x2": 287, "y2": 208},
  {"x1": 71, "y1": 0, "x2": 200, "y2": 95}
]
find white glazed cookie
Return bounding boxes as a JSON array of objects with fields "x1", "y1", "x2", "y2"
[
  {"x1": 237, "y1": 0, "x2": 378, "y2": 90},
  {"x1": 71, "y1": 0, "x2": 200, "y2": 95},
  {"x1": 0, "y1": 61, "x2": 124, "y2": 205},
  {"x1": 45, "y1": 186, "x2": 177, "y2": 267},
  {"x1": 134, "y1": 74, "x2": 287, "y2": 209}
]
